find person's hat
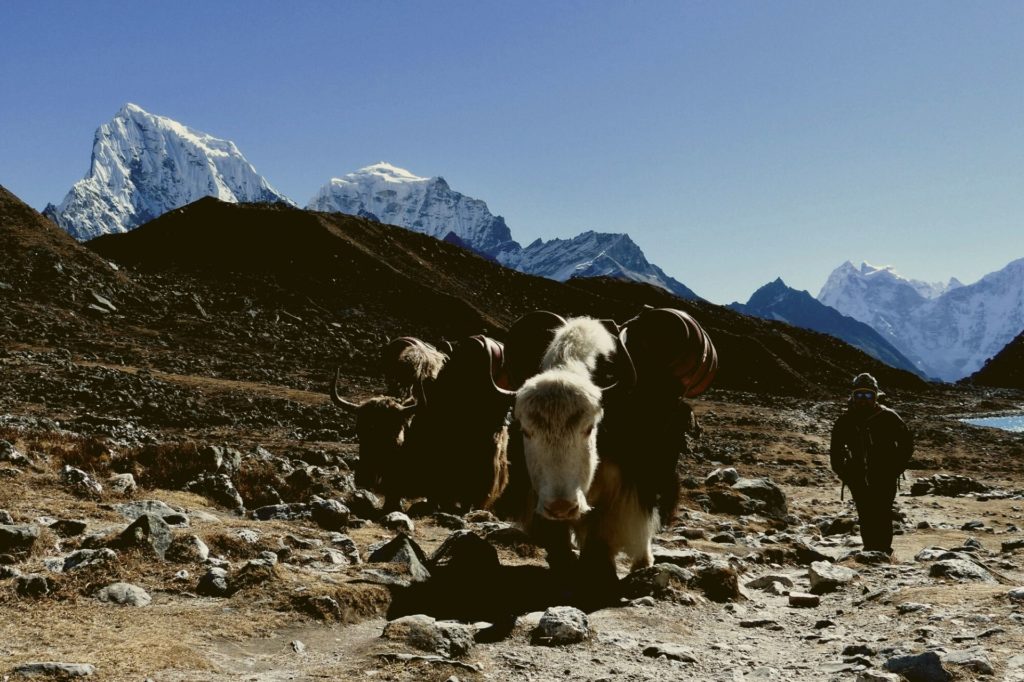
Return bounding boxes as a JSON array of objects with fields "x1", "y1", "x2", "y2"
[{"x1": 852, "y1": 373, "x2": 879, "y2": 391}]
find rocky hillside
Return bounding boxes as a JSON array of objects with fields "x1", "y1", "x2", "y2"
[{"x1": 968, "y1": 330, "x2": 1024, "y2": 390}]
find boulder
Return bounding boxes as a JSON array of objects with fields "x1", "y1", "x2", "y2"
[
  {"x1": 60, "y1": 465, "x2": 103, "y2": 496},
  {"x1": 0, "y1": 523, "x2": 39, "y2": 555},
  {"x1": 621, "y1": 563, "x2": 694, "y2": 600},
  {"x1": 196, "y1": 567, "x2": 230, "y2": 597},
  {"x1": 732, "y1": 477, "x2": 788, "y2": 518},
  {"x1": 113, "y1": 514, "x2": 172, "y2": 560},
  {"x1": 165, "y1": 535, "x2": 210, "y2": 563},
  {"x1": 184, "y1": 473, "x2": 244, "y2": 511},
  {"x1": 692, "y1": 560, "x2": 741, "y2": 603},
  {"x1": 809, "y1": 561, "x2": 858, "y2": 594},
  {"x1": 883, "y1": 651, "x2": 952, "y2": 681},
  {"x1": 532, "y1": 606, "x2": 590, "y2": 645},
  {"x1": 380, "y1": 511, "x2": 414, "y2": 534},
  {"x1": 381, "y1": 614, "x2": 476, "y2": 658},
  {"x1": 107, "y1": 473, "x2": 137, "y2": 495},
  {"x1": 705, "y1": 467, "x2": 739, "y2": 485},
  {"x1": 62, "y1": 548, "x2": 117, "y2": 572},
  {"x1": 929, "y1": 559, "x2": 996, "y2": 583},
  {"x1": 365, "y1": 534, "x2": 431, "y2": 585},
  {"x1": 16, "y1": 573, "x2": 53, "y2": 598},
  {"x1": 943, "y1": 648, "x2": 994, "y2": 676},
  {"x1": 310, "y1": 497, "x2": 350, "y2": 531}
]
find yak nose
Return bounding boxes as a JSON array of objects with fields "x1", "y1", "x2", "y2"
[{"x1": 543, "y1": 498, "x2": 581, "y2": 520}]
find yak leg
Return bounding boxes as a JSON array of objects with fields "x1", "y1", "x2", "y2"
[{"x1": 576, "y1": 530, "x2": 621, "y2": 610}]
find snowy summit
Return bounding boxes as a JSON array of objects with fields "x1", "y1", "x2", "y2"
[{"x1": 45, "y1": 104, "x2": 291, "y2": 240}]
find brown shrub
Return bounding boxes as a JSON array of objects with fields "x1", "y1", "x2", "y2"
[
  {"x1": 202, "y1": 531, "x2": 277, "y2": 561},
  {"x1": 52, "y1": 437, "x2": 113, "y2": 474},
  {"x1": 132, "y1": 442, "x2": 204, "y2": 489},
  {"x1": 233, "y1": 460, "x2": 285, "y2": 508}
]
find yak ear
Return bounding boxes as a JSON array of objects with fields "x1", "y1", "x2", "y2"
[{"x1": 329, "y1": 367, "x2": 361, "y2": 412}]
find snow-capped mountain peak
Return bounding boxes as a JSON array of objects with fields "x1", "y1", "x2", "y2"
[
  {"x1": 309, "y1": 165, "x2": 702, "y2": 299},
  {"x1": 818, "y1": 258, "x2": 1024, "y2": 380},
  {"x1": 307, "y1": 162, "x2": 519, "y2": 259},
  {"x1": 45, "y1": 104, "x2": 291, "y2": 240}
]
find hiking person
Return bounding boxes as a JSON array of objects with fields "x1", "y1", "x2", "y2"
[{"x1": 829, "y1": 373, "x2": 914, "y2": 556}]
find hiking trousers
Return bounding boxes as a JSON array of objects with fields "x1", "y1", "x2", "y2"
[{"x1": 848, "y1": 478, "x2": 898, "y2": 554}]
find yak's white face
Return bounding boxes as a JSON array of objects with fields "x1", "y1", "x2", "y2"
[{"x1": 515, "y1": 369, "x2": 603, "y2": 521}]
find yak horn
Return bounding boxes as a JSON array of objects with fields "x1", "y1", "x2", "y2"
[{"x1": 330, "y1": 367, "x2": 361, "y2": 411}]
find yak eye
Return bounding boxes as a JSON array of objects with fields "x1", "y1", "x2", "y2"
[
  {"x1": 521, "y1": 428, "x2": 532, "y2": 439},
  {"x1": 583, "y1": 425, "x2": 594, "y2": 437}
]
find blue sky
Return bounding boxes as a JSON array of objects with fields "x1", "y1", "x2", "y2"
[{"x1": 2, "y1": 1, "x2": 1022, "y2": 304}]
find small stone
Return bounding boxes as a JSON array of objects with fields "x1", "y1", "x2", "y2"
[
  {"x1": 13, "y1": 662, "x2": 95, "y2": 677},
  {"x1": 898, "y1": 602, "x2": 932, "y2": 614},
  {"x1": 196, "y1": 567, "x2": 230, "y2": 597},
  {"x1": 943, "y1": 648, "x2": 994, "y2": 675},
  {"x1": 1007, "y1": 587, "x2": 1024, "y2": 602},
  {"x1": 705, "y1": 467, "x2": 740, "y2": 485},
  {"x1": 60, "y1": 465, "x2": 103, "y2": 496},
  {"x1": 108, "y1": 473, "x2": 137, "y2": 495},
  {"x1": 853, "y1": 551, "x2": 892, "y2": 565},
  {"x1": 290, "y1": 640, "x2": 305, "y2": 654},
  {"x1": 856, "y1": 672, "x2": 901, "y2": 682},
  {"x1": 532, "y1": 606, "x2": 590, "y2": 645},
  {"x1": 380, "y1": 511, "x2": 414, "y2": 534},
  {"x1": 642, "y1": 644, "x2": 697, "y2": 662},
  {"x1": 745, "y1": 574, "x2": 795, "y2": 590},
  {"x1": 788, "y1": 592, "x2": 820, "y2": 608},
  {"x1": 96, "y1": 582, "x2": 151, "y2": 607}
]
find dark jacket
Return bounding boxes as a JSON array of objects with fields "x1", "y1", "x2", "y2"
[{"x1": 830, "y1": 404, "x2": 913, "y2": 487}]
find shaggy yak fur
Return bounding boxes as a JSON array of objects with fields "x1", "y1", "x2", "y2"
[
  {"x1": 332, "y1": 336, "x2": 509, "y2": 513},
  {"x1": 511, "y1": 317, "x2": 664, "y2": 601}
]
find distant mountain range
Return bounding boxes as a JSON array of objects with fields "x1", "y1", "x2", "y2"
[
  {"x1": 33, "y1": 106, "x2": 1024, "y2": 380},
  {"x1": 819, "y1": 260, "x2": 1024, "y2": 381},
  {"x1": 307, "y1": 163, "x2": 700, "y2": 300},
  {"x1": 46, "y1": 105, "x2": 701, "y2": 300},
  {"x1": 728, "y1": 278, "x2": 921, "y2": 376}
]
